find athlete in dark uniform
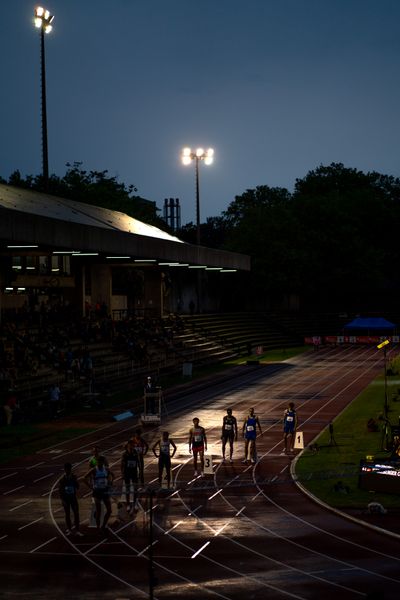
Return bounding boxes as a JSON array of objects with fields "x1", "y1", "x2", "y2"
[
  {"x1": 58, "y1": 462, "x2": 83, "y2": 536},
  {"x1": 283, "y1": 402, "x2": 298, "y2": 454},
  {"x1": 121, "y1": 441, "x2": 139, "y2": 511},
  {"x1": 221, "y1": 408, "x2": 238, "y2": 463},
  {"x1": 130, "y1": 428, "x2": 149, "y2": 487},
  {"x1": 242, "y1": 408, "x2": 262, "y2": 464},
  {"x1": 152, "y1": 431, "x2": 177, "y2": 488},
  {"x1": 84, "y1": 455, "x2": 115, "y2": 531},
  {"x1": 189, "y1": 417, "x2": 207, "y2": 476}
]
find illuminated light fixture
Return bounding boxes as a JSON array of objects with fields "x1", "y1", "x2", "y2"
[
  {"x1": 188, "y1": 265, "x2": 207, "y2": 269},
  {"x1": 106, "y1": 256, "x2": 131, "y2": 259},
  {"x1": 71, "y1": 252, "x2": 99, "y2": 256},
  {"x1": 5, "y1": 287, "x2": 14, "y2": 291},
  {"x1": 26, "y1": 266, "x2": 36, "y2": 270},
  {"x1": 17, "y1": 287, "x2": 26, "y2": 291},
  {"x1": 134, "y1": 259, "x2": 157, "y2": 263},
  {"x1": 51, "y1": 268, "x2": 60, "y2": 272},
  {"x1": 12, "y1": 266, "x2": 22, "y2": 270},
  {"x1": 7, "y1": 245, "x2": 38, "y2": 248},
  {"x1": 34, "y1": 6, "x2": 54, "y2": 188},
  {"x1": 158, "y1": 262, "x2": 174, "y2": 266},
  {"x1": 171, "y1": 263, "x2": 189, "y2": 267},
  {"x1": 205, "y1": 267, "x2": 222, "y2": 271},
  {"x1": 34, "y1": 6, "x2": 54, "y2": 33},
  {"x1": 53, "y1": 250, "x2": 76, "y2": 254},
  {"x1": 181, "y1": 146, "x2": 214, "y2": 246},
  {"x1": 220, "y1": 269, "x2": 237, "y2": 273}
]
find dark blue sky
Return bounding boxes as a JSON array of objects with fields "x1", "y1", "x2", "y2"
[{"x1": 2, "y1": 0, "x2": 400, "y2": 224}]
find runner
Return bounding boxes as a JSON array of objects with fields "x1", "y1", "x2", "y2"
[
  {"x1": 188, "y1": 417, "x2": 207, "y2": 476},
  {"x1": 58, "y1": 462, "x2": 83, "y2": 536},
  {"x1": 283, "y1": 402, "x2": 298, "y2": 454},
  {"x1": 242, "y1": 407, "x2": 262, "y2": 464},
  {"x1": 84, "y1": 455, "x2": 115, "y2": 532},
  {"x1": 88, "y1": 445, "x2": 108, "y2": 469},
  {"x1": 152, "y1": 431, "x2": 177, "y2": 488},
  {"x1": 130, "y1": 428, "x2": 149, "y2": 487},
  {"x1": 221, "y1": 408, "x2": 238, "y2": 463},
  {"x1": 120, "y1": 441, "x2": 139, "y2": 512}
]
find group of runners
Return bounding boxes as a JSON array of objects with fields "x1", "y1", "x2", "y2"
[{"x1": 59, "y1": 404, "x2": 298, "y2": 535}]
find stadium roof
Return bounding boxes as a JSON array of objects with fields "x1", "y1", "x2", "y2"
[{"x1": 0, "y1": 184, "x2": 250, "y2": 270}]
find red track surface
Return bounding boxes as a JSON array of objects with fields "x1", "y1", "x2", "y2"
[{"x1": 1, "y1": 346, "x2": 399, "y2": 599}]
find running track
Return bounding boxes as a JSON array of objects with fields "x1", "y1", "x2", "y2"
[{"x1": 1, "y1": 346, "x2": 399, "y2": 600}]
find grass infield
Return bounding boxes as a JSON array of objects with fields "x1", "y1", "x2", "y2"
[{"x1": 295, "y1": 375, "x2": 400, "y2": 509}]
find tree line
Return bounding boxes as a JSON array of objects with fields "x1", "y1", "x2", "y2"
[{"x1": 3, "y1": 162, "x2": 400, "y2": 312}]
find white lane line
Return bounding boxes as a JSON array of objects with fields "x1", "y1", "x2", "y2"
[
  {"x1": 137, "y1": 540, "x2": 159, "y2": 557},
  {"x1": 18, "y1": 517, "x2": 44, "y2": 531},
  {"x1": 208, "y1": 488, "x2": 223, "y2": 500},
  {"x1": 191, "y1": 541, "x2": 210, "y2": 559},
  {"x1": 0, "y1": 535, "x2": 8, "y2": 541},
  {"x1": 235, "y1": 506, "x2": 246, "y2": 516},
  {"x1": 166, "y1": 489, "x2": 180, "y2": 498},
  {"x1": 214, "y1": 522, "x2": 229, "y2": 536},
  {"x1": 34, "y1": 473, "x2": 54, "y2": 483},
  {"x1": 0, "y1": 472, "x2": 18, "y2": 481},
  {"x1": 187, "y1": 505, "x2": 202, "y2": 516},
  {"x1": 26, "y1": 462, "x2": 45, "y2": 470},
  {"x1": 164, "y1": 521, "x2": 183, "y2": 535},
  {"x1": 84, "y1": 538, "x2": 108, "y2": 555},
  {"x1": 41, "y1": 491, "x2": 50, "y2": 497},
  {"x1": 3, "y1": 485, "x2": 25, "y2": 495},
  {"x1": 251, "y1": 490, "x2": 262, "y2": 501},
  {"x1": 29, "y1": 536, "x2": 57, "y2": 553},
  {"x1": 9, "y1": 500, "x2": 33, "y2": 512},
  {"x1": 280, "y1": 465, "x2": 289, "y2": 473}
]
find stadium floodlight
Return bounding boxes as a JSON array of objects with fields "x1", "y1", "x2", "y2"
[
  {"x1": 33, "y1": 6, "x2": 55, "y2": 188},
  {"x1": 180, "y1": 146, "x2": 214, "y2": 246}
]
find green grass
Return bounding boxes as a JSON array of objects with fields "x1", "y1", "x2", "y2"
[{"x1": 295, "y1": 375, "x2": 400, "y2": 508}]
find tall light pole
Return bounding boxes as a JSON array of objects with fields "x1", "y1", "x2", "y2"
[
  {"x1": 34, "y1": 6, "x2": 54, "y2": 189},
  {"x1": 181, "y1": 147, "x2": 214, "y2": 245}
]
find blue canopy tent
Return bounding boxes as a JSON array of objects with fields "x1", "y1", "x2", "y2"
[{"x1": 343, "y1": 317, "x2": 396, "y2": 334}]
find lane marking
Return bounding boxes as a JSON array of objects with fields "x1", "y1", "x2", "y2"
[
  {"x1": 9, "y1": 500, "x2": 33, "y2": 512},
  {"x1": 191, "y1": 541, "x2": 210, "y2": 559},
  {"x1": 0, "y1": 535, "x2": 8, "y2": 541},
  {"x1": 164, "y1": 521, "x2": 183, "y2": 535},
  {"x1": 208, "y1": 488, "x2": 223, "y2": 500},
  {"x1": 3, "y1": 485, "x2": 25, "y2": 495},
  {"x1": 18, "y1": 517, "x2": 44, "y2": 531},
  {"x1": 137, "y1": 540, "x2": 159, "y2": 557},
  {"x1": 34, "y1": 473, "x2": 54, "y2": 483},
  {"x1": 0, "y1": 472, "x2": 18, "y2": 481},
  {"x1": 29, "y1": 536, "x2": 57, "y2": 553},
  {"x1": 26, "y1": 462, "x2": 45, "y2": 470}
]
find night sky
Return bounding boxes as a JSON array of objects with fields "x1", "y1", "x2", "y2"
[{"x1": 2, "y1": 0, "x2": 400, "y2": 224}]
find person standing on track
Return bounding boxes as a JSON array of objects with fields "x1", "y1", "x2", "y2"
[
  {"x1": 88, "y1": 445, "x2": 108, "y2": 469},
  {"x1": 242, "y1": 407, "x2": 262, "y2": 464},
  {"x1": 152, "y1": 431, "x2": 177, "y2": 488},
  {"x1": 221, "y1": 408, "x2": 238, "y2": 463},
  {"x1": 189, "y1": 417, "x2": 207, "y2": 476},
  {"x1": 130, "y1": 428, "x2": 149, "y2": 487},
  {"x1": 120, "y1": 441, "x2": 139, "y2": 512},
  {"x1": 58, "y1": 462, "x2": 83, "y2": 536},
  {"x1": 84, "y1": 455, "x2": 115, "y2": 532},
  {"x1": 283, "y1": 402, "x2": 298, "y2": 454}
]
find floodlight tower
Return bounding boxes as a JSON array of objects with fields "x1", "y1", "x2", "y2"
[
  {"x1": 181, "y1": 147, "x2": 214, "y2": 245},
  {"x1": 34, "y1": 6, "x2": 54, "y2": 189}
]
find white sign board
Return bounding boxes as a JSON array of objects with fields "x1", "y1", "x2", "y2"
[
  {"x1": 203, "y1": 454, "x2": 214, "y2": 475},
  {"x1": 294, "y1": 431, "x2": 304, "y2": 449}
]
